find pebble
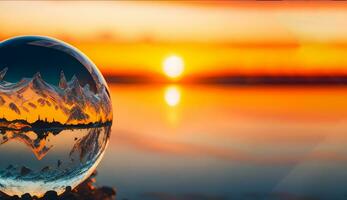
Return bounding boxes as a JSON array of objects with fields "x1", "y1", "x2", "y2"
[{"x1": 0, "y1": 171, "x2": 116, "y2": 200}]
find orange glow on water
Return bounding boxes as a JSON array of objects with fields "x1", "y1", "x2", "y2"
[{"x1": 108, "y1": 83, "x2": 347, "y2": 164}]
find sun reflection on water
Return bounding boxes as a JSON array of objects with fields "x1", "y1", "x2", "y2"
[
  {"x1": 164, "y1": 85, "x2": 181, "y2": 126},
  {"x1": 164, "y1": 85, "x2": 181, "y2": 107}
]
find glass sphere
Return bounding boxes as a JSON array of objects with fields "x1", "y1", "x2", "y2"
[{"x1": 0, "y1": 36, "x2": 112, "y2": 197}]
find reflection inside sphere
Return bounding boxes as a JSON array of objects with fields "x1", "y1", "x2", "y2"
[{"x1": 0, "y1": 36, "x2": 112, "y2": 196}]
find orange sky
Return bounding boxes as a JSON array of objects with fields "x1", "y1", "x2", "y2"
[{"x1": 1, "y1": 1, "x2": 347, "y2": 77}]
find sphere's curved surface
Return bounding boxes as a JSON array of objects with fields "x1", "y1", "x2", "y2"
[{"x1": 0, "y1": 36, "x2": 112, "y2": 196}]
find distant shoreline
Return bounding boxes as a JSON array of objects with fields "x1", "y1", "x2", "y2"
[
  {"x1": 105, "y1": 75, "x2": 347, "y2": 85},
  {"x1": 0, "y1": 117, "x2": 112, "y2": 132}
]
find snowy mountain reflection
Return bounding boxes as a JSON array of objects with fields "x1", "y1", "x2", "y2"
[{"x1": 0, "y1": 126, "x2": 111, "y2": 196}]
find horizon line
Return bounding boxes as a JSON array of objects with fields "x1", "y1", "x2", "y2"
[{"x1": 104, "y1": 74, "x2": 347, "y2": 85}]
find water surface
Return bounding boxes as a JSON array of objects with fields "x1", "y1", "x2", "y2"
[{"x1": 99, "y1": 84, "x2": 347, "y2": 200}]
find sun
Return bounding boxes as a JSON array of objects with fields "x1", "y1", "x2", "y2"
[{"x1": 163, "y1": 55, "x2": 184, "y2": 79}]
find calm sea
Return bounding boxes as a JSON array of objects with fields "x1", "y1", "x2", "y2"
[{"x1": 98, "y1": 84, "x2": 347, "y2": 200}]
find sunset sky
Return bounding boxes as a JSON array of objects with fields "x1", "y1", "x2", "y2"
[
  {"x1": 1, "y1": 1, "x2": 347, "y2": 79},
  {"x1": 2, "y1": 3, "x2": 347, "y2": 198}
]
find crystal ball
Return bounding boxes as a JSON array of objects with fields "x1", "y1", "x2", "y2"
[{"x1": 0, "y1": 36, "x2": 112, "y2": 196}]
